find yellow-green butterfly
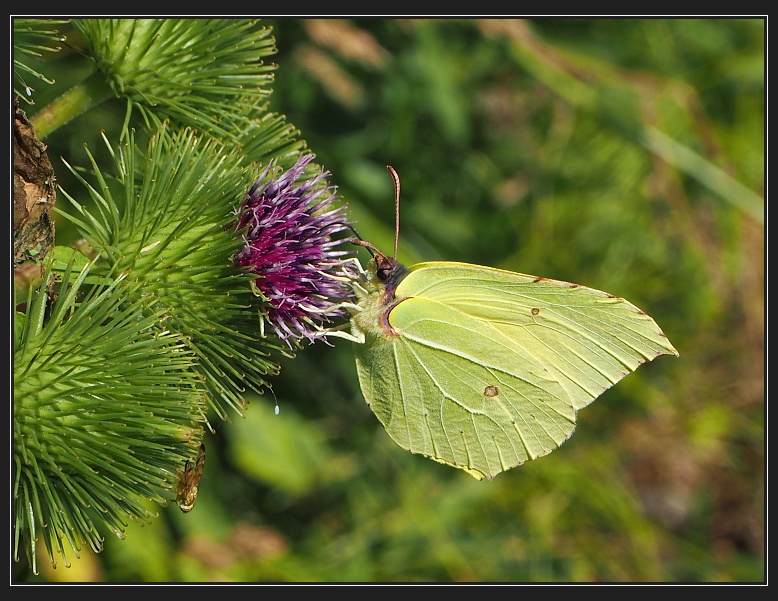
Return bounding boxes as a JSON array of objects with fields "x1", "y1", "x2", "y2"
[{"x1": 349, "y1": 166, "x2": 678, "y2": 480}]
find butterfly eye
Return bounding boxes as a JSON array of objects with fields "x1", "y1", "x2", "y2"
[
  {"x1": 376, "y1": 267, "x2": 392, "y2": 282},
  {"x1": 374, "y1": 254, "x2": 397, "y2": 283}
]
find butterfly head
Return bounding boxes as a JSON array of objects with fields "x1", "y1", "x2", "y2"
[
  {"x1": 373, "y1": 248, "x2": 398, "y2": 282},
  {"x1": 373, "y1": 249, "x2": 408, "y2": 295},
  {"x1": 353, "y1": 238, "x2": 409, "y2": 297}
]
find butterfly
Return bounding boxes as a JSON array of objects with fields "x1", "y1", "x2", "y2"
[{"x1": 348, "y1": 166, "x2": 678, "y2": 480}]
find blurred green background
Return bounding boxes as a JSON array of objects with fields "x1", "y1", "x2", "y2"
[{"x1": 24, "y1": 18, "x2": 764, "y2": 583}]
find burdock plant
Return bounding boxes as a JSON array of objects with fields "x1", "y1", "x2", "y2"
[{"x1": 13, "y1": 18, "x2": 354, "y2": 575}]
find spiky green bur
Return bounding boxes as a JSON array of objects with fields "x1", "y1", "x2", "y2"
[
  {"x1": 14, "y1": 259, "x2": 207, "y2": 573},
  {"x1": 71, "y1": 18, "x2": 277, "y2": 139},
  {"x1": 56, "y1": 126, "x2": 283, "y2": 419}
]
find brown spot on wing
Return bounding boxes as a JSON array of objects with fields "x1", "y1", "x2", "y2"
[{"x1": 484, "y1": 385, "x2": 499, "y2": 397}]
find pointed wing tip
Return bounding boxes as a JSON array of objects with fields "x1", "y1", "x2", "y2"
[
  {"x1": 659, "y1": 338, "x2": 680, "y2": 358},
  {"x1": 462, "y1": 466, "x2": 503, "y2": 480},
  {"x1": 423, "y1": 453, "x2": 503, "y2": 480},
  {"x1": 657, "y1": 328, "x2": 679, "y2": 352}
]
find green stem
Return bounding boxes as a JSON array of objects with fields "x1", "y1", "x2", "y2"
[{"x1": 31, "y1": 71, "x2": 115, "y2": 139}]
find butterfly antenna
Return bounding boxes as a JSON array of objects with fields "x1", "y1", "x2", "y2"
[
  {"x1": 386, "y1": 165, "x2": 401, "y2": 260},
  {"x1": 351, "y1": 166, "x2": 402, "y2": 271}
]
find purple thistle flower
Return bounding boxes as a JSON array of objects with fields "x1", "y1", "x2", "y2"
[{"x1": 232, "y1": 154, "x2": 355, "y2": 347}]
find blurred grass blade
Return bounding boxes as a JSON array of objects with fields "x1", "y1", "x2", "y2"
[{"x1": 643, "y1": 126, "x2": 763, "y2": 223}]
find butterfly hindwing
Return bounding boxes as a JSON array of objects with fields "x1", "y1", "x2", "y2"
[{"x1": 356, "y1": 283, "x2": 577, "y2": 480}]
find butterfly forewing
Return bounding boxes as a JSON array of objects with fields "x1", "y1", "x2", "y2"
[{"x1": 398, "y1": 262, "x2": 679, "y2": 412}]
